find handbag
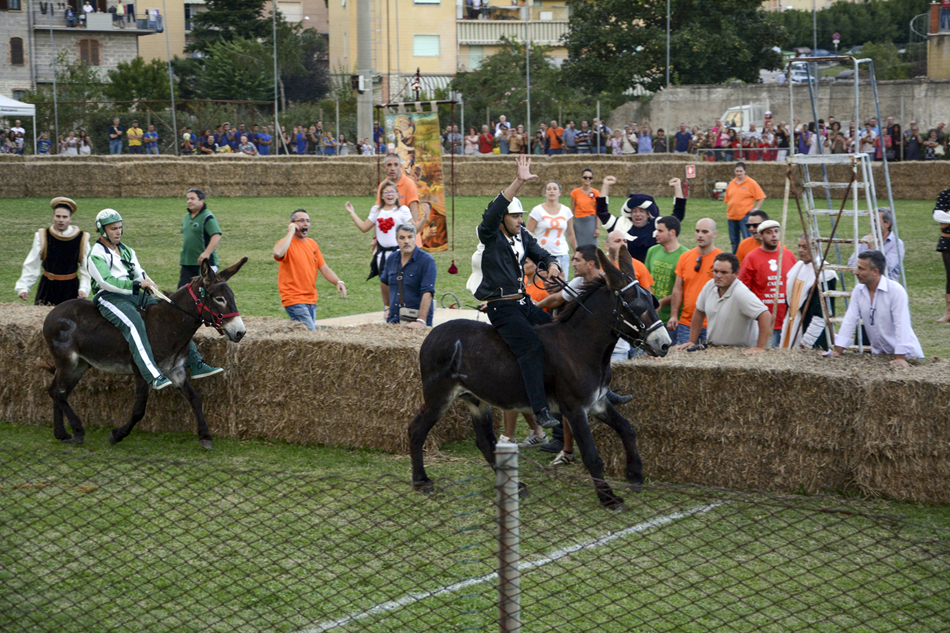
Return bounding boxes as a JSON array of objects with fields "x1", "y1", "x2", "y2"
[{"x1": 397, "y1": 264, "x2": 420, "y2": 323}]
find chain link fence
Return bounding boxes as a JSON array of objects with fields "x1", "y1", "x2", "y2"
[{"x1": 1, "y1": 441, "x2": 947, "y2": 632}]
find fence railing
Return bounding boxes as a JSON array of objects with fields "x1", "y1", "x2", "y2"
[{"x1": 1, "y1": 441, "x2": 947, "y2": 632}]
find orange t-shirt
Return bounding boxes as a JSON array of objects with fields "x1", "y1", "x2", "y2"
[
  {"x1": 724, "y1": 176, "x2": 766, "y2": 221},
  {"x1": 570, "y1": 187, "x2": 600, "y2": 219},
  {"x1": 524, "y1": 274, "x2": 550, "y2": 307},
  {"x1": 274, "y1": 236, "x2": 326, "y2": 307},
  {"x1": 632, "y1": 257, "x2": 654, "y2": 291},
  {"x1": 546, "y1": 126, "x2": 564, "y2": 150},
  {"x1": 735, "y1": 236, "x2": 759, "y2": 263},
  {"x1": 674, "y1": 247, "x2": 722, "y2": 327},
  {"x1": 376, "y1": 174, "x2": 420, "y2": 209}
]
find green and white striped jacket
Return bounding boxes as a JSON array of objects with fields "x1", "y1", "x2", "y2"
[{"x1": 87, "y1": 240, "x2": 146, "y2": 295}]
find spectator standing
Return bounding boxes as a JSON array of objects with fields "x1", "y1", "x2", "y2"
[
  {"x1": 596, "y1": 176, "x2": 687, "y2": 262},
  {"x1": 448, "y1": 125, "x2": 463, "y2": 155},
  {"x1": 79, "y1": 135, "x2": 92, "y2": 156},
  {"x1": 127, "y1": 120, "x2": 144, "y2": 154},
  {"x1": 904, "y1": 123, "x2": 923, "y2": 161},
  {"x1": 528, "y1": 180, "x2": 576, "y2": 277},
  {"x1": 608, "y1": 130, "x2": 623, "y2": 155},
  {"x1": 847, "y1": 208, "x2": 905, "y2": 282},
  {"x1": 257, "y1": 126, "x2": 272, "y2": 156},
  {"x1": 780, "y1": 235, "x2": 837, "y2": 350},
  {"x1": 738, "y1": 220, "x2": 797, "y2": 347},
  {"x1": 494, "y1": 115, "x2": 510, "y2": 137},
  {"x1": 575, "y1": 121, "x2": 591, "y2": 154},
  {"x1": 338, "y1": 133, "x2": 353, "y2": 156},
  {"x1": 562, "y1": 121, "x2": 577, "y2": 154},
  {"x1": 673, "y1": 123, "x2": 692, "y2": 154},
  {"x1": 198, "y1": 132, "x2": 216, "y2": 155},
  {"x1": 64, "y1": 131, "x2": 80, "y2": 156},
  {"x1": 478, "y1": 125, "x2": 494, "y2": 154},
  {"x1": 775, "y1": 123, "x2": 790, "y2": 161},
  {"x1": 109, "y1": 118, "x2": 124, "y2": 155},
  {"x1": 497, "y1": 125, "x2": 510, "y2": 155},
  {"x1": 376, "y1": 153, "x2": 421, "y2": 228},
  {"x1": 545, "y1": 120, "x2": 564, "y2": 155},
  {"x1": 346, "y1": 180, "x2": 413, "y2": 305},
  {"x1": 295, "y1": 126, "x2": 308, "y2": 155},
  {"x1": 645, "y1": 214, "x2": 688, "y2": 326},
  {"x1": 606, "y1": 230, "x2": 653, "y2": 288},
  {"x1": 923, "y1": 129, "x2": 941, "y2": 161},
  {"x1": 381, "y1": 222, "x2": 436, "y2": 327},
  {"x1": 723, "y1": 162, "x2": 765, "y2": 253},
  {"x1": 832, "y1": 250, "x2": 923, "y2": 367},
  {"x1": 323, "y1": 131, "x2": 337, "y2": 156},
  {"x1": 653, "y1": 128, "x2": 668, "y2": 154},
  {"x1": 569, "y1": 168, "x2": 600, "y2": 247},
  {"x1": 143, "y1": 125, "x2": 159, "y2": 155},
  {"x1": 464, "y1": 127, "x2": 479, "y2": 155},
  {"x1": 668, "y1": 218, "x2": 722, "y2": 345},
  {"x1": 37, "y1": 132, "x2": 52, "y2": 155},
  {"x1": 508, "y1": 125, "x2": 526, "y2": 155},
  {"x1": 622, "y1": 125, "x2": 638, "y2": 154},
  {"x1": 933, "y1": 189, "x2": 950, "y2": 323},
  {"x1": 16, "y1": 197, "x2": 91, "y2": 305},
  {"x1": 591, "y1": 118, "x2": 611, "y2": 154},
  {"x1": 238, "y1": 134, "x2": 257, "y2": 156},
  {"x1": 638, "y1": 123, "x2": 653, "y2": 154},
  {"x1": 735, "y1": 210, "x2": 769, "y2": 264},
  {"x1": 273, "y1": 209, "x2": 347, "y2": 331},
  {"x1": 676, "y1": 253, "x2": 770, "y2": 353}
]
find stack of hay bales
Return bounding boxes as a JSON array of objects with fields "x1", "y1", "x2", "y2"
[{"x1": 2, "y1": 304, "x2": 948, "y2": 503}]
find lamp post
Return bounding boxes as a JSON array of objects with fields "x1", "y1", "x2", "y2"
[{"x1": 161, "y1": 0, "x2": 178, "y2": 155}]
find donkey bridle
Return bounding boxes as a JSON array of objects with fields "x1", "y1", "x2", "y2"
[
  {"x1": 161, "y1": 283, "x2": 239, "y2": 335},
  {"x1": 551, "y1": 275, "x2": 663, "y2": 347}
]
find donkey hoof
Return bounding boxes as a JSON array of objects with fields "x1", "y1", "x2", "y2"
[
  {"x1": 413, "y1": 479, "x2": 435, "y2": 494},
  {"x1": 64, "y1": 434, "x2": 84, "y2": 446},
  {"x1": 55, "y1": 432, "x2": 72, "y2": 441},
  {"x1": 199, "y1": 439, "x2": 213, "y2": 450},
  {"x1": 108, "y1": 430, "x2": 121, "y2": 445}
]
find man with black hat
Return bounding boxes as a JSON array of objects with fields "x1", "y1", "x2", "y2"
[{"x1": 16, "y1": 197, "x2": 91, "y2": 305}]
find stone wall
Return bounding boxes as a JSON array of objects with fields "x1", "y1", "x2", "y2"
[
  {"x1": 609, "y1": 79, "x2": 950, "y2": 133},
  {"x1": 0, "y1": 9, "x2": 31, "y2": 98}
]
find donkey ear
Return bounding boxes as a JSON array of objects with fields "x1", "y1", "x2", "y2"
[
  {"x1": 616, "y1": 246, "x2": 636, "y2": 278},
  {"x1": 200, "y1": 259, "x2": 217, "y2": 287},
  {"x1": 217, "y1": 257, "x2": 248, "y2": 282},
  {"x1": 596, "y1": 248, "x2": 625, "y2": 290}
]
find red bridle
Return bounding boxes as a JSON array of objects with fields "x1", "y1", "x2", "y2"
[{"x1": 187, "y1": 284, "x2": 240, "y2": 334}]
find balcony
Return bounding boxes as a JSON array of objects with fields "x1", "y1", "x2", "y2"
[
  {"x1": 32, "y1": 8, "x2": 161, "y2": 34},
  {"x1": 457, "y1": 19, "x2": 569, "y2": 47}
]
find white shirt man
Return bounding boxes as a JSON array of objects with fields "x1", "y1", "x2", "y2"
[
  {"x1": 847, "y1": 208, "x2": 905, "y2": 282},
  {"x1": 833, "y1": 250, "x2": 923, "y2": 368},
  {"x1": 11, "y1": 120, "x2": 25, "y2": 137},
  {"x1": 494, "y1": 115, "x2": 510, "y2": 138}
]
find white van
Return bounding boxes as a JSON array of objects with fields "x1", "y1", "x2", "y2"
[{"x1": 720, "y1": 104, "x2": 766, "y2": 135}]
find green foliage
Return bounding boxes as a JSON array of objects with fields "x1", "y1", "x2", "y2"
[
  {"x1": 104, "y1": 57, "x2": 172, "y2": 107},
  {"x1": 771, "y1": 0, "x2": 930, "y2": 50},
  {"x1": 198, "y1": 39, "x2": 274, "y2": 102},
  {"x1": 860, "y1": 41, "x2": 908, "y2": 81},
  {"x1": 186, "y1": 0, "x2": 269, "y2": 55},
  {"x1": 451, "y1": 38, "x2": 618, "y2": 130},
  {"x1": 280, "y1": 29, "x2": 331, "y2": 102},
  {"x1": 562, "y1": 0, "x2": 787, "y2": 94},
  {"x1": 22, "y1": 52, "x2": 106, "y2": 135}
]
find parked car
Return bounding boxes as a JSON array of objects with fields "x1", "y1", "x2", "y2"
[{"x1": 790, "y1": 70, "x2": 817, "y2": 84}]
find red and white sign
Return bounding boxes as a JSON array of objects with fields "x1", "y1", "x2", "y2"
[{"x1": 686, "y1": 165, "x2": 696, "y2": 179}]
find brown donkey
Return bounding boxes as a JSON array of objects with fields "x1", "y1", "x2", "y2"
[{"x1": 40, "y1": 258, "x2": 247, "y2": 449}]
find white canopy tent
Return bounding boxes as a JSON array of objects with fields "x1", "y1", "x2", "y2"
[{"x1": 0, "y1": 94, "x2": 37, "y2": 154}]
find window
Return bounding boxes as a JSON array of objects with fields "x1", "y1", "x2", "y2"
[
  {"x1": 413, "y1": 35, "x2": 440, "y2": 57},
  {"x1": 414, "y1": 0, "x2": 439, "y2": 4},
  {"x1": 277, "y1": 1, "x2": 303, "y2": 22},
  {"x1": 13, "y1": 90, "x2": 26, "y2": 100},
  {"x1": 468, "y1": 45, "x2": 484, "y2": 70},
  {"x1": 78, "y1": 39, "x2": 101, "y2": 66},
  {"x1": 10, "y1": 37, "x2": 24, "y2": 66},
  {"x1": 1, "y1": 0, "x2": 23, "y2": 10}
]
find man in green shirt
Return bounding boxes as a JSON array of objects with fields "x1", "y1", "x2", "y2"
[
  {"x1": 177, "y1": 188, "x2": 223, "y2": 379},
  {"x1": 644, "y1": 215, "x2": 687, "y2": 325},
  {"x1": 179, "y1": 188, "x2": 222, "y2": 288}
]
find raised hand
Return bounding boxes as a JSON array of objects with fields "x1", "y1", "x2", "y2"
[{"x1": 516, "y1": 154, "x2": 538, "y2": 182}]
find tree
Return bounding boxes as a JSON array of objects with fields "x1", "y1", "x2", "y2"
[
  {"x1": 23, "y1": 52, "x2": 106, "y2": 133},
  {"x1": 186, "y1": 0, "x2": 269, "y2": 55},
  {"x1": 281, "y1": 30, "x2": 330, "y2": 103},
  {"x1": 104, "y1": 57, "x2": 171, "y2": 107},
  {"x1": 198, "y1": 39, "x2": 274, "y2": 102},
  {"x1": 562, "y1": 0, "x2": 788, "y2": 94},
  {"x1": 771, "y1": 0, "x2": 930, "y2": 51},
  {"x1": 859, "y1": 41, "x2": 907, "y2": 81}
]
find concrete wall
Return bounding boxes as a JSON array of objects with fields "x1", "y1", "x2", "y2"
[
  {"x1": 609, "y1": 79, "x2": 950, "y2": 133},
  {"x1": 929, "y1": 33, "x2": 950, "y2": 81}
]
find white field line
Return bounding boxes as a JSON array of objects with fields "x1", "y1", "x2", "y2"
[{"x1": 298, "y1": 502, "x2": 724, "y2": 633}]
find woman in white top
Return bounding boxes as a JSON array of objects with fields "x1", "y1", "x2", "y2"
[
  {"x1": 345, "y1": 180, "x2": 413, "y2": 308},
  {"x1": 527, "y1": 180, "x2": 576, "y2": 280},
  {"x1": 65, "y1": 131, "x2": 80, "y2": 156},
  {"x1": 464, "y1": 126, "x2": 479, "y2": 155}
]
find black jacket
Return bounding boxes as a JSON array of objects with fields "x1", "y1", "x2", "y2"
[
  {"x1": 596, "y1": 195, "x2": 686, "y2": 262},
  {"x1": 467, "y1": 193, "x2": 556, "y2": 301}
]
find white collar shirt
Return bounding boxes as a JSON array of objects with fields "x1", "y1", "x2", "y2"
[
  {"x1": 833, "y1": 276, "x2": 923, "y2": 358},
  {"x1": 849, "y1": 232, "x2": 905, "y2": 282}
]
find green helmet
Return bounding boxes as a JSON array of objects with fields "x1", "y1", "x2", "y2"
[{"x1": 95, "y1": 209, "x2": 123, "y2": 235}]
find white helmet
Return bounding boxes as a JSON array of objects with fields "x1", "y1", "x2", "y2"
[
  {"x1": 95, "y1": 209, "x2": 123, "y2": 235},
  {"x1": 506, "y1": 197, "x2": 524, "y2": 215}
]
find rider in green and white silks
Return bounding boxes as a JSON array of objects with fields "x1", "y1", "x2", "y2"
[{"x1": 87, "y1": 209, "x2": 221, "y2": 391}]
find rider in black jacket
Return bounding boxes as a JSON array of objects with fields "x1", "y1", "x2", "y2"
[{"x1": 467, "y1": 156, "x2": 561, "y2": 428}]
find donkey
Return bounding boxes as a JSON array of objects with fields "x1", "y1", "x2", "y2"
[
  {"x1": 409, "y1": 249, "x2": 671, "y2": 508},
  {"x1": 40, "y1": 258, "x2": 247, "y2": 449}
]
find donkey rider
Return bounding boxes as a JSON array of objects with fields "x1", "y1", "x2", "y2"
[{"x1": 88, "y1": 209, "x2": 222, "y2": 392}]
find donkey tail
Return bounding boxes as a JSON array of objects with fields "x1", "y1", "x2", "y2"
[
  {"x1": 35, "y1": 358, "x2": 56, "y2": 374},
  {"x1": 448, "y1": 340, "x2": 467, "y2": 381}
]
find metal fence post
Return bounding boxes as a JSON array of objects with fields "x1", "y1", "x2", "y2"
[{"x1": 496, "y1": 441, "x2": 520, "y2": 633}]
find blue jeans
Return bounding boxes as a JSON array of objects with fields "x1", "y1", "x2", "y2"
[
  {"x1": 547, "y1": 148, "x2": 563, "y2": 155},
  {"x1": 109, "y1": 140, "x2": 122, "y2": 155},
  {"x1": 675, "y1": 324, "x2": 706, "y2": 346},
  {"x1": 285, "y1": 304, "x2": 316, "y2": 331},
  {"x1": 727, "y1": 215, "x2": 751, "y2": 253},
  {"x1": 770, "y1": 330, "x2": 782, "y2": 349}
]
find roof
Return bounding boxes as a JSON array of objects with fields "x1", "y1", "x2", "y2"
[{"x1": 0, "y1": 94, "x2": 35, "y2": 117}]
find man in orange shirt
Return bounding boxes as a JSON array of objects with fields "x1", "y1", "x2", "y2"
[
  {"x1": 606, "y1": 230, "x2": 653, "y2": 290},
  {"x1": 545, "y1": 120, "x2": 564, "y2": 156},
  {"x1": 376, "y1": 153, "x2": 422, "y2": 230},
  {"x1": 273, "y1": 209, "x2": 347, "y2": 331},
  {"x1": 668, "y1": 218, "x2": 722, "y2": 345},
  {"x1": 735, "y1": 210, "x2": 769, "y2": 264},
  {"x1": 723, "y1": 162, "x2": 766, "y2": 254}
]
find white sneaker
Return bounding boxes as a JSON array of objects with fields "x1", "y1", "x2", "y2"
[
  {"x1": 498, "y1": 434, "x2": 514, "y2": 444},
  {"x1": 549, "y1": 450, "x2": 576, "y2": 467},
  {"x1": 518, "y1": 431, "x2": 548, "y2": 448}
]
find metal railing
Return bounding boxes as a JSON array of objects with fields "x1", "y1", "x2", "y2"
[
  {"x1": 457, "y1": 19, "x2": 569, "y2": 46},
  {"x1": 31, "y1": 7, "x2": 160, "y2": 32}
]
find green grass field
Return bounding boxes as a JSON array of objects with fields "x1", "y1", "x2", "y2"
[
  {"x1": 2, "y1": 421, "x2": 948, "y2": 633},
  {"x1": 3, "y1": 193, "x2": 949, "y2": 356}
]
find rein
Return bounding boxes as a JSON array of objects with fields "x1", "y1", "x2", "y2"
[{"x1": 159, "y1": 284, "x2": 239, "y2": 335}]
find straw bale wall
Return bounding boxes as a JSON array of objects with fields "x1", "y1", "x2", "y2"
[
  {"x1": 1, "y1": 155, "x2": 946, "y2": 201},
  {"x1": 2, "y1": 304, "x2": 949, "y2": 504}
]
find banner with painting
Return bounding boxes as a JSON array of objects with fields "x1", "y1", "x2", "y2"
[{"x1": 384, "y1": 111, "x2": 448, "y2": 252}]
